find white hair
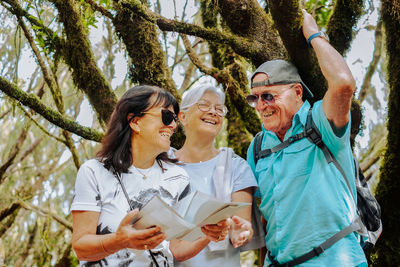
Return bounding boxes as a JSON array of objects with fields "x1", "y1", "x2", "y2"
[{"x1": 180, "y1": 84, "x2": 225, "y2": 111}]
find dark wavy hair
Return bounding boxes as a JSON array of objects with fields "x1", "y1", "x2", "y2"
[{"x1": 96, "y1": 85, "x2": 179, "y2": 174}]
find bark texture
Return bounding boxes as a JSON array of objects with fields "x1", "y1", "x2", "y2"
[
  {"x1": 372, "y1": 1, "x2": 400, "y2": 265},
  {"x1": 52, "y1": 0, "x2": 117, "y2": 124}
]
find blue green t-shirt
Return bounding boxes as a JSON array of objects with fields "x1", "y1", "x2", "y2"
[{"x1": 247, "y1": 100, "x2": 367, "y2": 266}]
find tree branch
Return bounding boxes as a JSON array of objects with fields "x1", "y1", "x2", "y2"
[
  {"x1": 217, "y1": 0, "x2": 286, "y2": 66},
  {"x1": 2, "y1": 0, "x2": 63, "y2": 49},
  {"x1": 0, "y1": 77, "x2": 103, "y2": 142},
  {"x1": 19, "y1": 201, "x2": 72, "y2": 231},
  {"x1": 0, "y1": 124, "x2": 30, "y2": 183},
  {"x1": 85, "y1": 0, "x2": 114, "y2": 20},
  {"x1": 181, "y1": 34, "x2": 222, "y2": 78},
  {"x1": 17, "y1": 138, "x2": 43, "y2": 164},
  {"x1": 267, "y1": 0, "x2": 326, "y2": 102},
  {"x1": 0, "y1": 203, "x2": 20, "y2": 223},
  {"x1": 0, "y1": 109, "x2": 11, "y2": 120},
  {"x1": 55, "y1": 243, "x2": 73, "y2": 266},
  {"x1": 14, "y1": 221, "x2": 37, "y2": 267},
  {"x1": 360, "y1": 134, "x2": 386, "y2": 173},
  {"x1": 327, "y1": 0, "x2": 364, "y2": 55},
  {"x1": 17, "y1": 12, "x2": 81, "y2": 169},
  {"x1": 0, "y1": 206, "x2": 19, "y2": 237},
  {"x1": 117, "y1": 0, "x2": 272, "y2": 65},
  {"x1": 112, "y1": 0, "x2": 178, "y2": 98},
  {"x1": 374, "y1": 1, "x2": 400, "y2": 263},
  {"x1": 358, "y1": 19, "x2": 383, "y2": 103},
  {"x1": 51, "y1": 0, "x2": 117, "y2": 125},
  {"x1": 17, "y1": 104, "x2": 67, "y2": 144},
  {"x1": 16, "y1": 14, "x2": 64, "y2": 113}
]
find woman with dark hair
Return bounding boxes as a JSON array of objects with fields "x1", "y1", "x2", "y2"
[{"x1": 71, "y1": 85, "x2": 228, "y2": 266}]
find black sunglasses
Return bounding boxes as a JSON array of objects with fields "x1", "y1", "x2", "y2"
[
  {"x1": 161, "y1": 109, "x2": 178, "y2": 126},
  {"x1": 141, "y1": 109, "x2": 178, "y2": 126}
]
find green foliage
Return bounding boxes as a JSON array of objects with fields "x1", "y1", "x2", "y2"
[
  {"x1": 304, "y1": 0, "x2": 333, "y2": 29},
  {"x1": 99, "y1": 0, "x2": 113, "y2": 9},
  {"x1": 32, "y1": 24, "x2": 58, "y2": 55},
  {"x1": 80, "y1": 0, "x2": 99, "y2": 31}
]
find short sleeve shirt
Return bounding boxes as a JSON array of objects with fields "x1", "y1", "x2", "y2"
[
  {"x1": 173, "y1": 148, "x2": 257, "y2": 267},
  {"x1": 247, "y1": 100, "x2": 367, "y2": 266},
  {"x1": 71, "y1": 159, "x2": 190, "y2": 267}
]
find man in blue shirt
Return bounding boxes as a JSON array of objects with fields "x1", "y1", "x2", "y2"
[{"x1": 246, "y1": 10, "x2": 367, "y2": 267}]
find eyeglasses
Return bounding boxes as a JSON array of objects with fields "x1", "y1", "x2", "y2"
[
  {"x1": 196, "y1": 101, "x2": 228, "y2": 117},
  {"x1": 141, "y1": 109, "x2": 178, "y2": 126},
  {"x1": 246, "y1": 85, "x2": 295, "y2": 108}
]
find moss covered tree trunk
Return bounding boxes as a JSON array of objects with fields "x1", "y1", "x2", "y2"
[
  {"x1": 112, "y1": 0, "x2": 178, "y2": 98},
  {"x1": 199, "y1": 0, "x2": 260, "y2": 157},
  {"x1": 372, "y1": 1, "x2": 400, "y2": 265},
  {"x1": 51, "y1": 0, "x2": 117, "y2": 125},
  {"x1": 112, "y1": 0, "x2": 186, "y2": 147}
]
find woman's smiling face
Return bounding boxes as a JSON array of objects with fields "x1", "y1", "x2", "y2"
[
  {"x1": 132, "y1": 103, "x2": 177, "y2": 154},
  {"x1": 180, "y1": 91, "x2": 225, "y2": 138}
]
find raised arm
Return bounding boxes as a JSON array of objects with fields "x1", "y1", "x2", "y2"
[{"x1": 302, "y1": 9, "x2": 356, "y2": 131}]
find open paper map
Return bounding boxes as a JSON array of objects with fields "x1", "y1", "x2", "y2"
[{"x1": 131, "y1": 190, "x2": 250, "y2": 241}]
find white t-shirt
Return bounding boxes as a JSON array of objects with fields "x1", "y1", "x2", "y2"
[
  {"x1": 171, "y1": 148, "x2": 257, "y2": 267},
  {"x1": 71, "y1": 159, "x2": 190, "y2": 267}
]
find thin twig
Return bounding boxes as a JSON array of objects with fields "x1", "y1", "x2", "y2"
[
  {"x1": 19, "y1": 201, "x2": 72, "y2": 231},
  {"x1": 0, "y1": 77, "x2": 103, "y2": 142},
  {"x1": 17, "y1": 103, "x2": 67, "y2": 144},
  {"x1": 85, "y1": 0, "x2": 114, "y2": 20}
]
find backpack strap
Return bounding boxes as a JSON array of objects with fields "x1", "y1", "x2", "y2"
[
  {"x1": 304, "y1": 109, "x2": 355, "y2": 204},
  {"x1": 253, "y1": 132, "x2": 264, "y2": 166},
  {"x1": 253, "y1": 131, "x2": 308, "y2": 166},
  {"x1": 267, "y1": 220, "x2": 361, "y2": 267}
]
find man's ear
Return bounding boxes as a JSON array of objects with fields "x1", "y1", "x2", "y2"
[{"x1": 294, "y1": 83, "x2": 304, "y2": 100}]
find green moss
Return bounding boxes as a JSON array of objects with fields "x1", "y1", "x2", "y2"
[
  {"x1": 199, "y1": 1, "x2": 260, "y2": 156},
  {"x1": 170, "y1": 124, "x2": 186, "y2": 150},
  {"x1": 371, "y1": 1, "x2": 400, "y2": 264},
  {"x1": 0, "y1": 77, "x2": 103, "y2": 142},
  {"x1": 327, "y1": 0, "x2": 364, "y2": 55},
  {"x1": 350, "y1": 99, "x2": 363, "y2": 149},
  {"x1": 217, "y1": 0, "x2": 285, "y2": 66},
  {"x1": 113, "y1": 0, "x2": 179, "y2": 100},
  {"x1": 225, "y1": 95, "x2": 252, "y2": 158},
  {"x1": 226, "y1": 62, "x2": 261, "y2": 135},
  {"x1": 53, "y1": 0, "x2": 117, "y2": 124}
]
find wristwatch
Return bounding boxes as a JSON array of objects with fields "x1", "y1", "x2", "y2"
[{"x1": 307, "y1": 31, "x2": 329, "y2": 47}]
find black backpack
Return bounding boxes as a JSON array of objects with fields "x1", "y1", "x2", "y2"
[{"x1": 253, "y1": 108, "x2": 382, "y2": 264}]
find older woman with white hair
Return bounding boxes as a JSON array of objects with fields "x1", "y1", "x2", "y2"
[{"x1": 169, "y1": 84, "x2": 262, "y2": 267}]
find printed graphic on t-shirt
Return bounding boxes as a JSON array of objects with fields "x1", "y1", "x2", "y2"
[{"x1": 71, "y1": 159, "x2": 190, "y2": 267}]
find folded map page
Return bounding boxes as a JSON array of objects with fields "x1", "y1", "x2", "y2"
[{"x1": 131, "y1": 190, "x2": 250, "y2": 241}]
